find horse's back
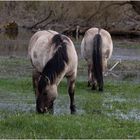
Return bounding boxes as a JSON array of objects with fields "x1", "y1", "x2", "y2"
[
  {"x1": 81, "y1": 27, "x2": 113, "y2": 62},
  {"x1": 28, "y1": 30, "x2": 58, "y2": 72},
  {"x1": 28, "y1": 30, "x2": 58, "y2": 55},
  {"x1": 28, "y1": 30, "x2": 78, "y2": 78},
  {"x1": 63, "y1": 35, "x2": 78, "y2": 77}
]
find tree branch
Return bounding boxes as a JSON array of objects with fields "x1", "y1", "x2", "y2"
[
  {"x1": 87, "y1": 1, "x2": 130, "y2": 22},
  {"x1": 28, "y1": 10, "x2": 53, "y2": 29}
]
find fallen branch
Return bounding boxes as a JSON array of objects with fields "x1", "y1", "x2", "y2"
[
  {"x1": 109, "y1": 59, "x2": 121, "y2": 72},
  {"x1": 104, "y1": 59, "x2": 121, "y2": 77},
  {"x1": 28, "y1": 10, "x2": 53, "y2": 29},
  {"x1": 41, "y1": 19, "x2": 57, "y2": 29}
]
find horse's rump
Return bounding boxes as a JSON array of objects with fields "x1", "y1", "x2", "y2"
[
  {"x1": 81, "y1": 27, "x2": 113, "y2": 91},
  {"x1": 82, "y1": 28, "x2": 113, "y2": 60},
  {"x1": 28, "y1": 30, "x2": 58, "y2": 72}
]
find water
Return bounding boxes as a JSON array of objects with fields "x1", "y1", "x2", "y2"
[
  {"x1": 1, "y1": 93, "x2": 140, "y2": 120},
  {"x1": 0, "y1": 28, "x2": 33, "y2": 57},
  {"x1": 112, "y1": 47, "x2": 140, "y2": 61},
  {"x1": 0, "y1": 102, "x2": 35, "y2": 113},
  {"x1": 0, "y1": 28, "x2": 140, "y2": 60},
  {"x1": 106, "y1": 109, "x2": 140, "y2": 121}
]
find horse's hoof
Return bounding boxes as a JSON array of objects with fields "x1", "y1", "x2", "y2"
[
  {"x1": 91, "y1": 85, "x2": 97, "y2": 90},
  {"x1": 99, "y1": 88, "x2": 103, "y2": 92},
  {"x1": 48, "y1": 109, "x2": 54, "y2": 114},
  {"x1": 71, "y1": 110, "x2": 76, "y2": 115},
  {"x1": 70, "y1": 105, "x2": 76, "y2": 114},
  {"x1": 87, "y1": 82, "x2": 91, "y2": 87}
]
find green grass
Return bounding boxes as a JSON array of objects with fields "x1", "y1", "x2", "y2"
[
  {"x1": 0, "y1": 77, "x2": 140, "y2": 139},
  {"x1": 0, "y1": 57, "x2": 140, "y2": 138},
  {"x1": 0, "y1": 113, "x2": 140, "y2": 139},
  {"x1": 0, "y1": 77, "x2": 32, "y2": 95},
  {"x1": 0, "y1": 57, "x2": 32, "y2": 78},
  {"x1": 113, "y1": 40, "x2": 140, "y2": 49}
]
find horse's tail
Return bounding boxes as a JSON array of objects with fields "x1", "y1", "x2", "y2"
[{"x1": 92, "y1": 29, "x2": 103, "y2": 91}]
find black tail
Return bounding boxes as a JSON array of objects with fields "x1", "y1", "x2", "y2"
[{"x1": 92, "y1": 33, "x2": 103, "y2": 91}]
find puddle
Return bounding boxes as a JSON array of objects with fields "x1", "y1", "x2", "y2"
[
  {"x1": 0, "y1": 96, "x2": 85, "y2": 115},
  {"x1": 104, "y1": 94, "x2": 140, "y2": 104},
  {"x1": 54, "y1": 95, "x2": 85, "y2": 115},
  {"x1": 0, "y1": 102, "x2": 35, "y2": 113},
  {"x1": 0, "y1": 93, "x2": 139, "y2": 121},
  {"x1": 103, "y1": 93, "x2": 140, "y2": 121},
  {"x1": 106, "y1": 109, "x2": 140, "y2": 121}
]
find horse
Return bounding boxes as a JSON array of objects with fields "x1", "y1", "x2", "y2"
[
  {"x1": 81, "y1": 27, "x2": 113, "y2": 91},
  {"x1": 28, "y1": 30, "x2": 78, "y2": 114}
]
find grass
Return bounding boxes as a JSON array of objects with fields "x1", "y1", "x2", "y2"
[
  {"x1": 113, "y1": 38, "x2": 140, "y2": 49},
  {"x1": 0, "y1": 113, "x2": 140, "y2": 139},
  {"x1": 0, "y1": 77, "x2": 32, "y2": 95},
  {"x1": 0, "y1": 77, "x2": 140, "y2": 139},
  {"x1": 0, "y1": 57, "x2": 32, "y2": 78},
  {"x1": 0, "y1": 57, "x2": 140, "y2": 138}
]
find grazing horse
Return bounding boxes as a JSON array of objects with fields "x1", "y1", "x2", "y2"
[
  {"x1": 81, "y1": 27, "x2": 113, "y2": 91},
  {"x1": 28, "y1": 30, "x2": 78, "y2": 114}
]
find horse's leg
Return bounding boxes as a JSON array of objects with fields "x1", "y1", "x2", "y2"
[
  {"x1": 88, "y1": 64, "x2": 92, "y2": 87},
  {"x1": 67, "y1": 75, "x2": 76, "y2": 114},
  {"x1": 91, "y1": 74, "x2": 97, "y2": 90},
  {"x1": 32, "y1": 69, "x2": 40, "y2": 98},
  {"x1": 103, "y1": 57, "x2": 108, "y2": 73},
  {"x1": 98, "y1": 79, "x2": 103, "y2": 92},
  {"x1": 48, "y1": 101, "x2": 54, "y2": 114},
  {"x1": 93, "y1": 71, "x2": 103, "y2": 92},
  {"x1": 91, "y1": 65, "x2": 97, "y2": 90}
]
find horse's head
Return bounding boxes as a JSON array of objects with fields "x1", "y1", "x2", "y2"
[{"x1": 36, "y1": 76, "x2": 57, "y2": 114}]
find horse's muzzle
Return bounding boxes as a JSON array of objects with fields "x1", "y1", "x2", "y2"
[{"x1": 36, "y1": 106, "x2": 48, "y2": 114}]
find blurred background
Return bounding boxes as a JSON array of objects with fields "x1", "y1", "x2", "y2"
[{"x1": 0, "y1": 1, "x2": 140, "y2": 35}]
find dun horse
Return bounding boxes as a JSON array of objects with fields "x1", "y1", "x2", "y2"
[
  {"x1": 81, "y1": 27, "x2": 113, "y2": 91},
  {"x1": 28, "y1": 30, "x2": 78, "y2": 114}
]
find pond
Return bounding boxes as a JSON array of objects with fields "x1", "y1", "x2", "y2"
[
  {"x1": 0, "y1": 28, "x2": 140, "y2": 60},
  {"x1": 0, "y1": 28, "x2": 32, "y2": 57}
]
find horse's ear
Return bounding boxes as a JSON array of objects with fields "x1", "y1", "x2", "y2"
[
  {"x1": 45, "y1": 76, "x2": 50, "y2": 85},
  {"x1": 39, "y1": 72, "x2": 51, "y2": 85}
]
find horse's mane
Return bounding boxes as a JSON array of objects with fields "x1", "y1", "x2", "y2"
[{"x1": 38, "y1": 34, "x2": 68, "y2": 93}]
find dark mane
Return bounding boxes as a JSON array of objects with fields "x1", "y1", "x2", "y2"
[{"x1": 38, "y1": 34, "x2": 68, "y2": 93}]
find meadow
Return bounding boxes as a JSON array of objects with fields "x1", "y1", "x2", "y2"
[{"x1": 0, "y1": 56, "x2": 140, "y2": 139}]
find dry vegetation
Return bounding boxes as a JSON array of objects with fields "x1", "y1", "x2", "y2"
[{"x1": 0, "y1": 1, "x2": 140, "y2": 33}]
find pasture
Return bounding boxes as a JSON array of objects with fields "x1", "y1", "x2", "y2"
[
  {"x1": 0, "y1": 1, "x2": 140, "y2": 138},
  {"x1": 0, "y1": 56, "x2": 140, "y2": 139}
]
